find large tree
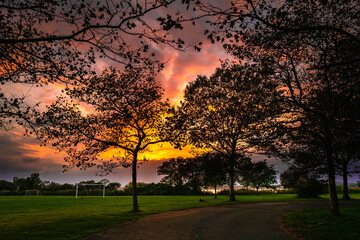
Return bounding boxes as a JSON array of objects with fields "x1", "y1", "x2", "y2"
[
  {"x1": 0, "y1": 0, "x2": 197, "y2": 131},
  {"x1": 40, "y1": 67, "x2": 170, "y2": 212},
  {"x1": 169, "y1": 62, "x2": 282, "y2": 201},
  {"x1": 188, "y1": 0, "x2": 360, "y2": 216}
]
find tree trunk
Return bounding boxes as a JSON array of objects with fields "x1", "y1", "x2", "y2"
[
  {"x1": 214, "y1": 184, "x2": 217, "y2": 199},
  {"x1": 342, "y1": 167, "x2": 351, "y2": 200},
  {"x1": 228, "y1": 160, "x2": 236, "y2": 201},
  {"x1": 132, "y1": 152, "x2": 139, "y2": 212},
  {"x1": 256, "y1": 187, "x2": 259, "y2": 196},
  {"x1": 326, "y1": 145, "x2": 340, "y2": 216}
]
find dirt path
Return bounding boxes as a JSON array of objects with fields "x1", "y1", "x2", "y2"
[{"x1": 84, "y1": 200, "x2": 355, "y2": 240}]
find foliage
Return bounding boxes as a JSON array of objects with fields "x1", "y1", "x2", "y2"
[
  {"x1": 12, "y1": 173, "x2": 42, "y2": 191},
  {"x1": 158, "y1": 157, "x2": 200, "y2": 186},
  {"x1": 199, "y1": 153, "x2": 227, "y2": 198},
  {"x1": 334, "y1": 131, "x2": 360, "y2": 200},
  {"x1": 169, "y1": 62, "x2": 282, "y2": 201},
  {"x1": 39, "y1": 67, "x2": 171, "y2": 211},
  {"x1": 0, "y1": 0, "x2": 198, "y2": 131},
  {"x1": 0, "y1": 180, "x2": 14, "y2": 191},
  {"x1": 122, "y1": 182, "x2": 205, "y2": 196},
  {"x1": 280, "y1": 151, "x2": 327, "y2": 198},
  {"x1": 158, "y1": 154, "x2": 228, "y2": 196},
  {"x1": 239, "y1": 160, "x2": 277, "y2": 195},
  {"x1": 194, "y1": 0, "x2": 360, "y2": 216},
  {"x1": 157, "y1": 157, "x2": 203, "y2": 194}
]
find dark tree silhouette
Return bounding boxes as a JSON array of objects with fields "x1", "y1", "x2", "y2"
[
  {"x1": 158, "y1": 157, "x2": 203, "y2": 194},
  {"x1": 39, "y1": 67, "x2": 171, "y2": 212},
  {"x1": 280, "y1": 150, "x2": 327, "y2": 198},
  {"x1": 239, "y1": 160, "x2": 277, "y2": 195},
  {"x1": 0, "y1": 0, "x2": 197, "y2": 131},
  {"x1": 200, "y1": 153, "x2": 227, "y2": 199},
  {"x1": 334, "y1": 132, "x2": 360, "y2": 200},
  {"x1": 189, "y1": 0, "x2": 360, "y2": 216},
  {"x1": 158, "y1": 154, "x2": 227, "y2": 198},
  {"x1": 169, "y1": 62, "x2": 282, "y2": 201}
]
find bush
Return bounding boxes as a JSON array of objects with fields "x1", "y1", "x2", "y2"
[
  {"x1": 218, "y1": 188, "x2": 277, "y2": 195},
  {"x1": 123, "y1": 182, "x2": 205, "y2": 195},
  {"x1": 295, "y1": 179, "x2": 326, "y2": 198}
]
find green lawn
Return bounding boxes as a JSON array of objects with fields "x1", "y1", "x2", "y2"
[
  {"x1": 0, "y1": 194, "x2": 333, "y2": 240},
  {"x1": 281, "y1": 193, "x2": 360, "y2": 240}
]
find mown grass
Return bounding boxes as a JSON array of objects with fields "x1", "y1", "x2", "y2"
[
  {"x1": 281, "y1": 193, "x2": 360, "y2": 240},
  {"x1": 0, "y1": 193, "x2": 330, "y2": 240}
]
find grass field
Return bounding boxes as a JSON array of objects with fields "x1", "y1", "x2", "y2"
[
  {"x1": 282, "y1": 206, "x2": 360, "y2": 240},
  {"x1": 281, "y1": 194, "x2": 360, "y2": 240},
  {"x1": 0, "y1": 193, "x2": 351, "y2": 240}
]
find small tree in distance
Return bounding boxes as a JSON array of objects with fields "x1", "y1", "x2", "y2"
[
  {"x1": 157, "y1": 157, "x2": 203, "y2": 194},
  {"x1": 280, "y1": 150, "x2": 326, "y2": 198},
  {"x1": 200, "y1": 153, "x2": 227, "y2": 199},
  {"x1": 40, "y1": 67, "x2": 171, "y2": 212},
  {"x1": 239, "y1": 160, "x2": 277, "y2": 195}
]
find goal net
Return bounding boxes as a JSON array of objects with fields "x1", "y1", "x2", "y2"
[
  {"x1": 25, "y1": 190, "x2": 39, "y2": 196},
  {"x1": 75, "y1": 184, "x2": 106, "y2": 199}
]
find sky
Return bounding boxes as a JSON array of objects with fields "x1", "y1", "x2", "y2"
[
  {"x1": 0, "y1": 1, "x2": 358, "y2": 186},
  {"x1": 0, "y1": 19, "x2": 233, "y2": 185}
]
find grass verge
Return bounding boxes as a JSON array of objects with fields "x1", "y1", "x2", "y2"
[{"x1": 281, "y1": 194, "x2": 360, "y2": 240}]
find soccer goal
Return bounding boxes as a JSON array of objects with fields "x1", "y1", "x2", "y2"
[
  {"x1": 75, "y1": 184, "x2": 106, "y2": 199},
  {"x1": 25, "y1": 190, "x2": 39, "y2": 196}
]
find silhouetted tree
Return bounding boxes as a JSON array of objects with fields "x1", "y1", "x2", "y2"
[
  {"x1": 169, "y1": 62, "x2": 282, "y2": 201},
  {"x1": 239, "y1": 160, "x2": 277, "y2": 195},
  {"x1": 40, "y1": 67, "x2": 171, "y2": 212},
  {"x1": 0, "y1": 180, "x2": 14, "y2": 191},
  {"x1": 334, "y1": 131, "x2": 360, "y2": 200},
  {"x1": 12, "y1": 172, "x2": 43, "y2": 191},
  {"x1": 158, "y1": 157, "x2": 203, "y2": 194},
  {"x1": 0, "y1": 0, "x2": 198, "y2": 131},
  {"x1": 200, "y1": 153, "x2": 227, "y2": 199},
  {"x1": 191, "y1": 0, "x2": 360, "y2": 217},
  {"x1": 280, "y1": 151, "x2": 327, "y2": 198}
]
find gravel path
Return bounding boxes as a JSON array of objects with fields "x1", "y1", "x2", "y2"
[{"x1": 84, "y1": 200, "x2": 353, "y2": 240}]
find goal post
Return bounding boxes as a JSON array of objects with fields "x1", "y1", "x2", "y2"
[
  {"x1": 25, "y1": 190, "x2": 39, "y2": 196},
  {"x1": 75, "y1": 183, "x2": 106, "y2": 199}
]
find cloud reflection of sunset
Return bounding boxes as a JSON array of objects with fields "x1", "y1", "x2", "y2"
[{"x1": 100, "y1": 142, "x2": 197, "y2": 162}]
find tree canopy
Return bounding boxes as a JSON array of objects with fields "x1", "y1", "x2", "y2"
[
  {"x1": 169, "y1": 62, "x2": 282, "y2": 201},
  {"x1": 239, "y1": 160, "x2": 277, "y2": 195},
  {"x1": 189, "y1": 0, "x2": 360, "y2": 216},
  {"x1": 0, "y1": 0, "x2": 198, "y2": 131},
  {"x1": 40, "y1": 67, "x2": 171, "y2": 211}
]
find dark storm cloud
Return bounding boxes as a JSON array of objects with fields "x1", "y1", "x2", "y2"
[{"x1": 0, "y1": 133, "x2": 64, "y2": 181}]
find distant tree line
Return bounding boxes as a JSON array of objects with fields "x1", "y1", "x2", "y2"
[
  {"x1": 158, "y1": 153, "x2": 278, "y2": 198},
  {"x1": 0, "y1": 173, "x2": 121, "y2": 196}
]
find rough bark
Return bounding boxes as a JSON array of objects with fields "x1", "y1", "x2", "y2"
[
  {"x1": 214, "y1": 185, "x2": 217, "y2": 199},
  {"x1": 132, "y1": 152, "x2": 139, "y2": 212},
  {"x1": 342, "y1": 168, "x2": 351, "y2": 200},
  {"x1": 228, "y1": 160, "x2": 236, "y2": 201},
  {"x1": 326, "y1": 146, "x2": 340, "y2": 216}
]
